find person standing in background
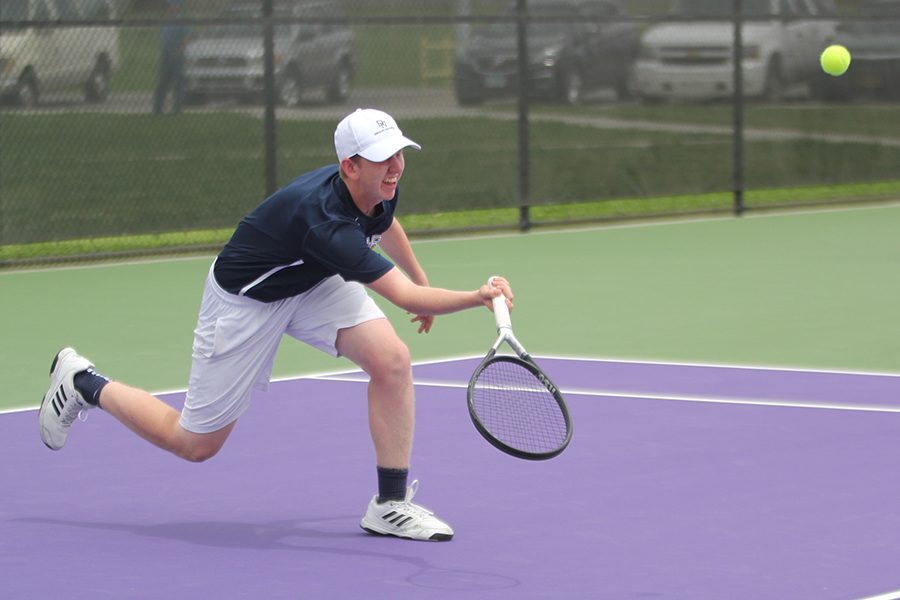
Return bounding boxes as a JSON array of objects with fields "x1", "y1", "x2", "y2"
[{"x1": 152, "y1": 0, "x2": 191, "y2": 115}]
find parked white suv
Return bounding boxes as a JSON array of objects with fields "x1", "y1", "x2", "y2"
[
  {"x1": 633, "y1": 0, "x2": 837, "y2": 101},
  {"x1": 0, "y1": 0, "x2": 119, "y2": 107}
]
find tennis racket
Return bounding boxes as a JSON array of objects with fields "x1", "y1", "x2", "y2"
[{"x1": 466, "y1": 277, "x2": 572, "y2": 460}]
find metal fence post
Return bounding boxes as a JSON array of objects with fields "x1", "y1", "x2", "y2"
[
  {"x1": 516, "y1": 0, "x2": 532, "y2": 231},
  {"x1": 263, "y1": 0, "x2": 277, "y2": 197},
  {"x1": 732, "y1": 0, "x2": 745, "y2": 216}
]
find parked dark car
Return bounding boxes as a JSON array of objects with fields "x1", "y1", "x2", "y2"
[
  {"x1": 184, "y1": 0, "x2": 355, "y2": 106},
  {"x1": 814, "y1": 0, "x2": 900, "y2": 101},
  {"x1": 453, "y1": 0, "x2": 641, "y2": 105}
]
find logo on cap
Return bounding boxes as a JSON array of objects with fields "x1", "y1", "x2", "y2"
[{"x1": 374, "y1": 119, "x2": 395, "y2": 136}]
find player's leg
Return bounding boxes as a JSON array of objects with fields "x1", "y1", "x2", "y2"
[
  {"x1": 284, "y1": 276, "x2": 453, "y2": 541},
  {"x1": 98, "y1": 382, "x2": 235, "y2": 462},
  {"x1": 284, "y1": 277, "x2": 415, "y2": 470},
  {"x1": 40, "y1": 264, "x2": 284, "y2": 461},
  {"x1": 335, "y1": 319, "x2": 453, "y2": 542},
  {"x1": 39, "y1": 347, "x2": 234, "y2": 461},
  {"x1": 335, "y1": 318, "x2": 414, "y2": 470}
]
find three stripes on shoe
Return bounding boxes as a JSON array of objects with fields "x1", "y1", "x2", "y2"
[
  {"x1": 381, "y1": 509, "x2": 416, "y2": 528},
  {"x1": 50, "y1": 389, "x2": 66, "y2": 417}
]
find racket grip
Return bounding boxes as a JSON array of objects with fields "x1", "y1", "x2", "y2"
[{"x1": 488, "y1": 276, "x2": 512, "y2": 331}]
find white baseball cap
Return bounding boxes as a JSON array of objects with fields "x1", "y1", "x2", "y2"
[{"x1": 334, "y1": 108, "x2": 421, "y2": 162}]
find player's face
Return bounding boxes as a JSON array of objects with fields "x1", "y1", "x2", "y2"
[{"x1": 358, "y1": 151, "x2": 405, "y2": 202}]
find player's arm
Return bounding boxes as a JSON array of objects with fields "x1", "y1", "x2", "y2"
[
  {"x1": 378, "y1": 219, "x2": 428, "y2": 286},
  {"x1": 366, "y1": 268, "x2": 512, "y2": 317},
  {"x1": 377, "y1": 219, "x2": 433, "y2": 332}
]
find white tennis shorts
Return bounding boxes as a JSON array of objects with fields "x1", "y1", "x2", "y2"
[{"x1": 179, "y1": 263, "x2": 385, "y2": 433}]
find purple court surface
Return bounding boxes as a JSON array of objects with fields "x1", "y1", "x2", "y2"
[{"x1": 3, "y1": 357, "x2": 900, "y2": 600}]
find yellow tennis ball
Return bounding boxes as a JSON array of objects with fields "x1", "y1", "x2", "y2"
[{"x1": 820, "y1": 45, "x2": 851, "y2": 76}]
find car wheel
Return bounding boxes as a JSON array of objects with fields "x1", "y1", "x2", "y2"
[
  {"x1": 811, "y1": 74, "x2": 850, "y2": 103},
  {"x1": 15, "y1": 71, "x2": 39, "y2": 107},
  {"x1": 887, "y1": 64, "x2": 900, "y2": 101},
  {"x1": 85, "y1": 61, "x2": 110, "y2": 103},
  {"x1": 184, "y1": 90, "x2": 207, "y2": 106},
  {"x1": 278, "y1": 71, "x2": 302, "y2": 106},
  {"x1": 454, "y1": 81, "x2": 483, "y2": 106},
  {"x1": 559, "y1": 69, "x2": 583, "y2": 105},
  {"x1": 762, "y1": 57, "x2": 784, "y2": 103},
  {"x1": 615, "y1": 65, "x2": 636, "y2": 102},
  {"x1": 326, "y1": 61, "x2": 352, "y2": 104}
]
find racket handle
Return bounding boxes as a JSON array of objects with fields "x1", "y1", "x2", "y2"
[{"x1": 488, "y1": 276, "x2": 512, "y2": 331}]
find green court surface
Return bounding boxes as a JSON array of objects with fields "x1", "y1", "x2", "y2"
[{"x1": 2, "y1": 203, "x2": 898, "y2": 413}]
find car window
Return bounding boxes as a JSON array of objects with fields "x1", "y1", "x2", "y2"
[
  {"x1": 812, "y1": 0, "x2": 838, "y2": 16},
  {"x1": 301, "y1": 24, "x2": 321, "y2": 39},
  {"x1": 34, "y1": 0, "x2": 54, "y2": 20},
  {"x1": 315, "y1": 2, "x2": 346, "y2": 33},
  {"x1": 582, "y1": 1, "x2": 618, "y2": 18},
  {"x1": 841, "y1": 0, "x2": 900, "y2": 33},
  {"x1": 528, "y1": 5, "x2": 578, "y2": 36},
  {"x1": 205, "y1": 4, "x2": 295, "y2": 38},
  {"x1": 295, "y1": 11, "x2": 322, "y2": 40},
  {"x1": 673, "y1": 0, "x2": 775, "y2": 17},
  {"x1": 55, "y1": 0, "x2": 82, "y2": 20},
  {"x1": 0, "y1": 0, "x2": 32, "y2": 21},
  {"x1": 781, "y1": 0, "x2": 809, "y2": 18},
  {"x1": 79, "y1": 0, "x2": 112, "y2": 19},
  {"x1": 792, "y1": 0, "x2": 812, "y2": 16},
  {"x1": 860, "y1": 0, "x2": 900, "y2": 15},
  {"x1": 471, "y1": 22, "x2": 514, "y2": 38}
]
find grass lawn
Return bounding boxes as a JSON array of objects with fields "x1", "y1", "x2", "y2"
[{"x1": 2, "y1": 107, "x2": 898, "y2": 262}]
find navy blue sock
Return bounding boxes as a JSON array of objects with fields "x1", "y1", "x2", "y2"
[
  {"x1": 73, "y1": 368, "x2": 110, "y2": 407},
  {"x1": 377, "y1": 467, "x2": 409, "y2": 503}
]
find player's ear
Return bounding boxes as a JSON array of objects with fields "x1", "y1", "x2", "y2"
[{"x1": 340, "y1": 157, "x2": 360, "y2": 180}]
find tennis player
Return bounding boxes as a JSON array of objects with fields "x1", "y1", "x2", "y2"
[{"x1": 40, "y1": 108, "x2": 514, "y2": 542}]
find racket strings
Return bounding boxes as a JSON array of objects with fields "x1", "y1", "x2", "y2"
[{"x1": 471, "y1": 359, "x2": 568, "y2": 454}]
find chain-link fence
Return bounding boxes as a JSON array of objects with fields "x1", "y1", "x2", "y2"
[{"x1": 2, "y1": 0, "x2": 899, "y2": 266}]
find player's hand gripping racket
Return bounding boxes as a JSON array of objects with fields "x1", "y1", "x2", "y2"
[{"x1": 467, "y1": 277, "x2": 573, "y2": 460}]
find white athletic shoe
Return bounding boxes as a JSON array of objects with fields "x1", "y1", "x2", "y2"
[
  {"x1": 360, "y1": 480, "x2": 454, "y2": 542},
  {"x1": 40, "y1": 347, "x2": 96, "y2": 450}
]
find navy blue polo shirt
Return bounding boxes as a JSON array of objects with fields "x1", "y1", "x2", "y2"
[{"x1": 214, "y1": 164, "x2": 396, "y2": 303}]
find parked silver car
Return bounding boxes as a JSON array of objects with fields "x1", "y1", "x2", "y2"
[
  {"x1": 0, "y1": 0, "x2": 119, "y2": 107},
  {"x1": 184, "y1": 0, "x2": 355, "y2": 105},
  {"x1": 633, "y1": 0, "x2": 838, "y2": 102}
]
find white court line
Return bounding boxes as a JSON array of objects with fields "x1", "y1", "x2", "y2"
[
  {"x1": 0, "y1": 358, "x2": 465, "y2": 415},
  {"x1": 6, "y1": 354, "x2": 897, "y2": 416},
  {"x1": 857, "y1": 590, "x2": 900, "y2": 600},
  {"x1": 409, "y1": 352, "x2": 900, "y2": 379},
  {"x1": 1, "y1": 406, "x2": 45, "y2": 416},
  {"x1": 531, "y1": 353, "x2": 900, "y2": 379},
  {"x1": 300, "y1": 374, "x2": 900, "y2": 415}
]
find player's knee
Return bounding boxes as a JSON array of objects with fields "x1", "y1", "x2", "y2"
[
  {"x1": 175, "y1": 436, "x2": 226, "y2": 463},
  {"x1": 368, "y1": 341, "x2": 411, "y2": 382},
  {"x1": 179, "y1": 444, "x2": 221, "y2": 463},
  {"x1": 172, "y1": 418, "x2": 235, "y2": 463}
]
